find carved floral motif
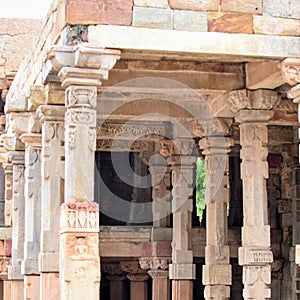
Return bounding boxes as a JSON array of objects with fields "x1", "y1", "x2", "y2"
[
  {"x1": 139, "y1": 257, "x2": 171, "y2": 270},
  {"x1": 158, "y1": 139, "x2": 195, "y2": 157},
  {"x1": 66, "y1": 86, "x2": 97, "y2": 108}
]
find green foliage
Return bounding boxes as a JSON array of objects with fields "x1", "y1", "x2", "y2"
[{"x1": 195, "y1": 158, "x2": 206, "y2": 221}]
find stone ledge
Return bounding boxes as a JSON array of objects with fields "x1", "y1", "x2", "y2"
[{"x1": 88, "y1": 25, "x2": 300, "y2": 61}]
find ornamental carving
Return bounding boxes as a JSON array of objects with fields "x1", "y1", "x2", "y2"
[
  {"x1": 158, "y1": 139, "x2": 195, "y2": 157},
  {"x1": 228, "y1": 89, "x2": 281, "y2": 113},
  {"x1": 60, "y1": 201, "x2": 99, "y2": 233},
  {"x1": 97, "y1": 120, "x2": 165, "y2": 140},
  {"x1": 139, "y1": 257, "x2": 171, "y2": 270},
  {"x1": 66, "y1": 86, "x2": 97, "y2": 108},
  {"x1": 200, "y1": 118, "x2": 233, "y2": 137},
  {"x1": 66, "y1": 110, "x2": 96, "y2": 125},
  {"x1": 96, "y1": 139, "x2": 149, "y2": 152},
  {"x1": 88, "y1": 129, "x2": 96, "y2": 152},
  {"x1": 67, "y1": 127, "x2": 77, "y2": 150},
  {"x1": 0, "y1": 257, "x2": 10, "y2": 280},
  {"x1": 281, "y1": 58, "x2": 300, "y2": 86}
]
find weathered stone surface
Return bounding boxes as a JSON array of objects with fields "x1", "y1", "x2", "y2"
[
  {"x1": 254, "y1": 15, "x2": 300, "y2": 36},
  {"x1": 65, "y1": 0, "x2": 133, "y2": 25},
  {"x1": 174, "y1": 10, "x2": 208, "y2": 31},
  {"x1": 169, "y1": 0, "x2": 219, "y2": 11},
  {"x1": 0, "y1": 18, "x2": 43, "y2": 36},
  {"x1": 263, "y1": 0, "x2": 300, "y2": 19},
  {"x1": 132, "y1": 7, "x2": 173, "y2": 29},
  {"x1": 208, "y1": 12, "x2": 253, "y2": 34},
  {"x1": 133, "y1": 0, "x2": 169, "y2": 8},
  {"x1": 221, "y1": 0, "x2": 261, "y2": 14},
  {"x1": 88, "y1": 25, "x2": 300, "y2": 60}
]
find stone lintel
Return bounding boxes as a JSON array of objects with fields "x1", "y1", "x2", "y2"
[
  {"x1": 238, "y1": 247, "x2": 273, "y2": 266},
  {"x1": 202, "y1": 265, "x2": 232, "y2": 285},
  {"x1": 21, "y1": 259, "x2": 39, "y2": 275},
  {"x1": 8, "y1": 266, "x2": 23, "y2": 280},
  {"x1": 280, "y1": 58, "x2": 300, "y2": 86},
  {"x1": 39, "y1": 252, "x2": 59, "y2": 273},
  {"x1": 88, "y1": 25, "x2": 300, "y2": 61},
  {"x1": 36, "y1": 105, "x2": 66, "y2": 123},
  {"x1": 246, "y1": 61, "x2": 283, "y2": 90},
  {"x1": 142, "y1": 241, "x2": 172, "y2": 257},
  {"x1": 169, "y1": 263, "x2": 195, "y2": 280},
  {"x1": 235, "y1": 109, "x2": 274, "y2": 124}
]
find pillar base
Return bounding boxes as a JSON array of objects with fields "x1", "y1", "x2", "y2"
[
  {"x1": 24, "y1": 275, "x2": 40, "y2": 300},
  {"x1": 40, "y1": 273, "x2": 60, "y2": 300},
  {"x1": 172, "y1": 280, "x2": 193, "y2": 300}
]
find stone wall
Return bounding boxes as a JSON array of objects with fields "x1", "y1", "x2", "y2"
[{"x1": 61, "y1": 0, "x2": 300, "y2": 36}]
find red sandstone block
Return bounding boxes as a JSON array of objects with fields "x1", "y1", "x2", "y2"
[
  {"x1": 65, "y1": 0, "x2": 133, "y2": 25},
  {"x1": 208, "y1": 12, "x2": 253, "y2": 34},
  {"x1": 143, "y1": 241, "x2": 172, "y2": 257},
  {"x1": 4, "y1": 240, "x2": 11, "y2": 257}
]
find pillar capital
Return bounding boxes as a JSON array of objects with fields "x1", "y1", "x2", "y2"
[
  {"x1": 193, "y1": 118, "x2": 233, "y2": 138},
  {"x1": 228, "y1": 89, "x2": 280, "y2": 113},
  {"x1": 47, "y1": 44, "x2": 121, "y2": 88},
  {"x1": 158, "y1": 139, "x2": 196, "y2": 157},
  {"x1": 19, "y1": 133, "x2": 42, "y2": 148},
  {"x1": 280, "y1": 58, "x2": 300, "y2": 86},
  {"x1": 139, "y1": 257, "x2": 171, "y2": 271}
]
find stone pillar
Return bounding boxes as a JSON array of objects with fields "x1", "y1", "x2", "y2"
[
  {"x1": 159, "y1": 139, "x2": 196, "y2": 300},
  {"x1": 127, "y1": 274, "x2": 149, "y2": 300},
  {"x1": 148, "y1": 156, "x2": 171, "y2": 229},
  {"x1": 199, "y1": 120, "x2": 233, "y2": 300},
  {"x1": 121, "y1": 261, "x2": 149, "y2": 300},
  {"x1": 19, "y1": 133, "x2": 42, "y2": 300},
  {"x1": 140, "y1": 257, "x2": 171, "y2": 300},
  {"x1": 228, "y1": 89, "x2": 280, "y2": 299},
  {"x1": 47, "y1": 45, "x2": 120, "y2": 300},
  {"x1": 2, "y1": 164, "x2": 12, "y2": 227},
  {"x1": 60, "y1": 84, "x2": 100, "y2": 300},
  {"x1": 37, "y1": 105, "x2": 65, "y2": 300},
  {"x1": 7, "y1": 151, "x2": 25, "y2": 299}
]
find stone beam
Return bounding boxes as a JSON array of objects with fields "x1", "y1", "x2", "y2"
[
  {"x1": 246, "y1": 61, "x2": 284, "y2": 90},
  {"x1": 88, "y1": 25, "x2": 300, "y2": 62}
]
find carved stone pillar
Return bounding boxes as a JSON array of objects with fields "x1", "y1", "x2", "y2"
[
  {"x1": 159, "y1": 139, "x2": 196, "y2": 300},
  {"x1": 140, "y1": 257, "x2": 171, "y2": 300},
  {"x1": 148, "y1": 155, "x2": 171, "y2": 229},
  {"x1": 37, "y1": 105, "x2": 65, "y2": 300},
  {"x1": 19, "y1": 133, "x2": 42, "y2": 300},
  {"x1": 7, "y1": 151, "x2": 25, "y2": 299},
  {"x1": 121, "y1": 261, "x2": 149, "y2": 300},
  {"x1": 281, "y1": 58, "x2": 300, "y2": 270},
  {"x1": 199, "y1": 119, "x2": 233, "y2": 300},
  {"x1": 228, "y1": 89, "x2": 280, "y2": 299},
  {"x1": 2, "y1": 164, "x2": 12, "y2": 227}
]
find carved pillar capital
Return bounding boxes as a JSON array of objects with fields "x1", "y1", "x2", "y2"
[
  {"x1": 280, "y1": 58, "x2": 300, "y2": 86},
  {"x1": 139, "y1": 257, "x2": 171, "y2": 271},
  {"x1": 19, "y1": 133, "x2": 42, "y2": 148},
  {"x1": 228, "y1": 89, "x2": 280, "y2": 113},
  {"x1": 158, "y1": 139, "x2": 196, "y2": 157},
  {"x1": 193, "y1": 118, "x2": 233, "y2": 138}
]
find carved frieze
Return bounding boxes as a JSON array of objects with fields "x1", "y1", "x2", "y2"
[
  {"x1": 228, "y1": 89, "x2": 281, "y2": 113},
  {"x1": 281, "y1": 58, "x2": 300, "y2": 86},
  {"x1": 60, "y1": 201, "x2": 99, "y2": 233},
  {"x1": 96, "y1": 139, "x2": 150, "y2": 152}
]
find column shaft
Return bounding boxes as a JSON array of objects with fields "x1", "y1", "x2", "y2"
[
  {"x1": 200, "y1": 136, "x2": 232, "y2": 300},
  {"x1": 148, "y1": 269, "x2": 170, "y2": 300}
]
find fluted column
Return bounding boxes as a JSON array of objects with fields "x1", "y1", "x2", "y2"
[
  {"x1": 228, "y1": 89, "x2": 280, "y2": 299},
  {"x1": 19, "y1": 133, "x2": 42, "y2": 300},
  {"x1": 199, "y1": 118, "x2": 233, "y2": 300},
  {"x1": 37, "y1": 105, "x2": 65, "y2": 300},
  {"x1": 159, "y1": 139, "x2": 196, "y2": 300}
]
